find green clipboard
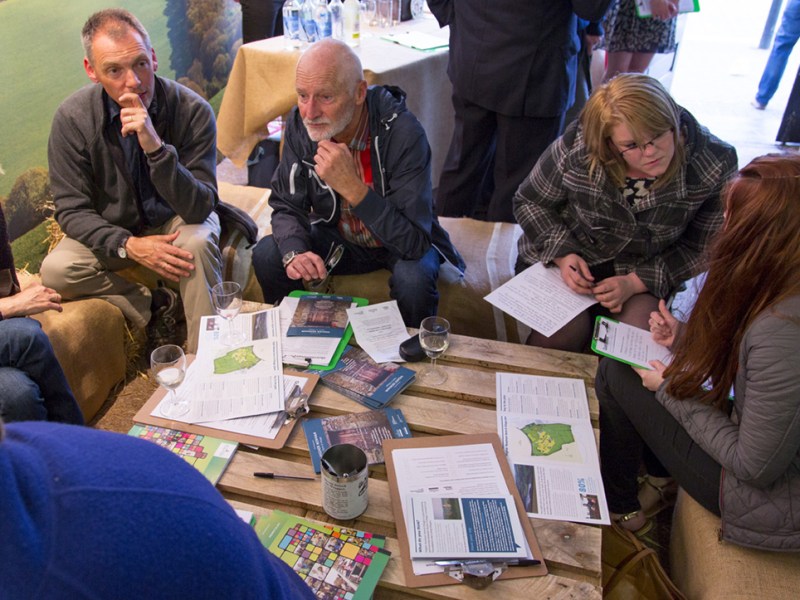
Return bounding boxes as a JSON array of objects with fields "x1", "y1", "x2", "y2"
[
  {"x1": 287, "y1": 290, "x2": 368, "y2": 371},
  {"x1": 590, "y1": 315, "x2": 671, "y2": 370}
]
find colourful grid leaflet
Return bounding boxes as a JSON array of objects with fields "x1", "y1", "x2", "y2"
[{"x1": 255, "y1": 511, "x2": 390, "y2": 600}]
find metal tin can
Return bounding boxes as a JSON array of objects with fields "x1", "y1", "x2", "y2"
[{"x1": 321, "y1": 443, "x2": 369, "y2": 520}]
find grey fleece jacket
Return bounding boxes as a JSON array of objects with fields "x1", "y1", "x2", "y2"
[
  {"x1": 48, "y1": 76, "x2": 219, "y2": 257},
  {"x1": 657, "y1": 295, "x2": 800, "y2": 550}
]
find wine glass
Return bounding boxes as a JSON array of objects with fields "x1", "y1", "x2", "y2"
[
  {"x1": 418, "y1": 316, "x2": 450, "y2": 385},
  {"x1": 212, "y1": 281, "x2": 244, "y2": 346},
  {"x1": 151, "y1": 344, "x2": 189, "y2": 419}
]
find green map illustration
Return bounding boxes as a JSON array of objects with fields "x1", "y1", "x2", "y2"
[
  {"x1": 214, "y1": 346, "x2": 261, "y2": 375},
  {"x1": 521, "y1": 423, "x2": 575, "y2": 456}
]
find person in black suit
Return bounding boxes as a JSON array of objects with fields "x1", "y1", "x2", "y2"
[{"x1": 428, "y1": 0, "x2": 612, "y2": 223}]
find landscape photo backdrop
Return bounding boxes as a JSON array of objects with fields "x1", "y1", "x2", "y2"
[{"x1": 0, "y1": 0, "x2": 242, "y2": 268}]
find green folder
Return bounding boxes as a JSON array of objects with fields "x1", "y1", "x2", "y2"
[{"x1": 288, "y1": 290, "x2": 368, "y2": 371}]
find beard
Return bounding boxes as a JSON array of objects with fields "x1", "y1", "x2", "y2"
[{"x1": 303, "y1": 102, "x2": 357, "y2": 142}]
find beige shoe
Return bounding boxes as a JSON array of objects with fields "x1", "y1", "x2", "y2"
[{"x1": 638, "y1": 475, "x2": 678, "y2": 518}]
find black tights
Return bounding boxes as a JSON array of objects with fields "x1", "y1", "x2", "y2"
[
  {"x1": 526, "y1": 293, "x2": 660, "y2": 353},
  {"x1": 595, "y1": 358, "x2": 722, "y2": 516}
]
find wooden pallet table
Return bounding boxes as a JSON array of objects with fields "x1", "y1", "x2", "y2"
[{"x1": 217, "y1": 331, "x2": 603, "y2": 598}]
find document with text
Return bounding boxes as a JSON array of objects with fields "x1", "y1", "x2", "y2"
[
  {"x1": 484, "y1": 262, "x2": 597, "y2": 337},
  {"x1": 346, "y1": 300, "x2": 409, "y2": 363},
  {"x1": 591, "y1": 316, "x2": 672, "y2": 370},
  {"x1": 496, "y1": 372, "x2": 610, "y2": 525},
  {"x1": 152, "y1": 309, "x2": 284, "y2": 423},
  {"x1": 390, "y1": 443, "x2": 534, "y2": 575}
]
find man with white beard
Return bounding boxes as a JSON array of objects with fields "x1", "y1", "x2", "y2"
[{"x1": 251, "y1": 39, "x2": 464, "y2": 327}]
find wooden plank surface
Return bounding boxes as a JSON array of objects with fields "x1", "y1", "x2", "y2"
[
  {"x1": 214, "y1": 324, "x2": 603, "y2": 597},
  {"x1": 227, "y1": 499, "x2": 602, "y2": 600}
]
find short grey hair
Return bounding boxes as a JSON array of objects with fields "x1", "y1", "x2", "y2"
[{"x1": 82, "y1": 9, "x2": 151, "y2": 65}]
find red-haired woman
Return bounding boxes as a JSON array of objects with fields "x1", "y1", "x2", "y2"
[{"x1": 597, "y1": 154, "x2": 800, "y2": 549}]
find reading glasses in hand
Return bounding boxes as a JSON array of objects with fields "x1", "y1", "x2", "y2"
[
  {"x1": 307, "y1": 242, "x2": 344, "y2": 292},
  {"x1": 613, "y1": 127, "x2": 673, "y2": 157}
]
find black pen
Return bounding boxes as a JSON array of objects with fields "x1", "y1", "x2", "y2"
[
  {"x1": 253, "y1": 472, "x2": 315, "y2": 481},
  {"x1": 432, "y1": 558, "x2": 541, "y2": 567},
  {"x1": 569, "y1": 264, "x2": 596, "y2": 288}
]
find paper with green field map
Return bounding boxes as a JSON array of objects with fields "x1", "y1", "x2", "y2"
[
  {"x1": 496, "y1": 373, "x2": 610, "y2": 525},
  {"x1": 150, "y1": 308, "x2": 285, "y2": 424}
]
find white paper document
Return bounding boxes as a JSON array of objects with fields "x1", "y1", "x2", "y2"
[
  {"x1": 592, "y1": 316, "x2": 672, "y2": 370},
  {"x1": 406, "y1": 493, "x2": 528, "y2": 560},
  {"x1": 151, "y1": 309, "x2": 285, "y2": 423},
  {"x1": 346, "y1": 300, "x2": 409, "y2": 363},
  {"x1": 279, "y1": 297, "x2": 342, "y2": 367},
  {"x1": 197, "y1": 374, "x2": 307, "y2": 440},
  {"x1": 484, "y1": 262, "x2": 597, "y2": 337},
  {"x1": 496, "y1": 373, "x2": 610, "y2": 525},
  {"x1": 391, "y1": 443, "x2": 534, "y2": 575}
]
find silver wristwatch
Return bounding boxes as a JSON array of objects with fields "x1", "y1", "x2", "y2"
[
  {"x1": 117, "y1": 237, "x2": 129, "y2": 259},
  {"x1": 282, "y1": 250, "x2": 300, "y2": 268}
]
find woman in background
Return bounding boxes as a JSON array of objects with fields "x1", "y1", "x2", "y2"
[
  {"x1": 514, "y1": 74, "x2": 736, "y2": 352},
  {"x1": 602, "y1": 0, "x2": 679, "y2": 81},
  {"x1": 597, "y1": 154, "x2": 800, "y2": 549}
]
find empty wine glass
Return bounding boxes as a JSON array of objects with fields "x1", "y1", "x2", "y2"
[
  {"x1": 151, "y1": 344, "x2": 189, "y2": 419},
  {"x1": 418, "y1": 316, "x2": 450, "y2": 385},
  {"x1": 212, "y1": 281, "x2": 244, "y2": 346}
]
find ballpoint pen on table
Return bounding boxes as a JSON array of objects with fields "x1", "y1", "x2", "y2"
[{"x1": 253, "y1": 472, "x2": 315, "y2": 481}]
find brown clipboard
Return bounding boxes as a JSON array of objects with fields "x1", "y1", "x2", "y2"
[
  {"x1": 383, "y1": 432, "x2": 548, "y2": 588},
  {"x1": 133, "y1": 357, "x2": 319, "y2": 449}
]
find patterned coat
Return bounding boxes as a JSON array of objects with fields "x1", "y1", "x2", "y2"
[{"x1": 513, "y1": 108, "x2": 737, "y2": 298}]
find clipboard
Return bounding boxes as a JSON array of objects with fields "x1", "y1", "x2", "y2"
[
  {"x1": 635, "y1": 0, "x2": 699, "y2": 18},
  {"x1": 133, "y1": 358, "x2": 319, "y2": 449},
  {"x1": 383, "y1": 433, "x2": 548, "y2": 588},
  {"x1": 590, "y1": 315, "x2": 672, "y2": 370},
  {"x1": 287, "y1": 290, "x2": 368, "y2": 371}
]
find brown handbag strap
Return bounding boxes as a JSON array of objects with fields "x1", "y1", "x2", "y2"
[{"x1": 604, "y1": 524, "x2": 687, "y2": 600}]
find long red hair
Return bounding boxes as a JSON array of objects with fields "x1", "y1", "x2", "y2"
[{"x1": 665, "y1": 154, "x2": 800, "y2": 409}]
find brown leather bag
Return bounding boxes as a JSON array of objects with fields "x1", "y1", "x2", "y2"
[{"x1": 602, "y1": 523, "x2": 686, "y2": 599}]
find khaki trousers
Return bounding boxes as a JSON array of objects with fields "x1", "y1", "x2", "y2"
[{"x1": 41, "y1": 213, "x2": 222, "y2": 353}]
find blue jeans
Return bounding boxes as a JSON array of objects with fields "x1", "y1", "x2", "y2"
[
  {"x1": 0, "y1": 318, "x2": 83, "y2": 424},
  {"x1": 757, "y1": 0, "x2": 800, "y2": 105},
  {"x1": 252, "y1": 226, "x2": 441, "y2": 328}
]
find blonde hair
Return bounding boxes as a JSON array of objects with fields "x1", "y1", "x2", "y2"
[{"x1": 580, "y1": 74, "x2": 685, "y2": 188}]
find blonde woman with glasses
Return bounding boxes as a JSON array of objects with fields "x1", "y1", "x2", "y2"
[{"x1": 513, "y1": 74, "x2": 737, "y2": 352}]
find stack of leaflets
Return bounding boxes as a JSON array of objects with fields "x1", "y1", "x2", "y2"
[
  {"x1": 287, "y1": 294, "x2": 353, "y2": 338},
  {"x1": 255, "y1": 510, "x2": 391, "y2": 600},
  {"x1": 319, "y1": 346, "x2": 416, "y2": 409},
  {"x1": 302, "y1": 408, "x2": 412, "y2": 473},
  {"x1": 127, "y1": 424, "x2": 237, "y2": 485}
]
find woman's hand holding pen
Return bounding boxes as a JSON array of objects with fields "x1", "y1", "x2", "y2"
[
  {"x1": 649, "y1": 299, "x2": 680, "y2": 348},
  {"x1": 554, "y1": 254, "x2": 595, "y2": 294}
]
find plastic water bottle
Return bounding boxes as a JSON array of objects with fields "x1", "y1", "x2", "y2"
[
  {"x1": 329, "y1": 0, "x2": 344, "y2": 40},
  {"x1": 343, "y1": 0, "x2": 360, "y2": 47},
  {"x1": 300, "y1": 0, "x2": 319, "y2": 43},
  {"x1": 314, "y1": 0, "x2": 332, "y2": 39},
  {"x1": 282, "y1": 0, "x2": 302, "y2": 48}
]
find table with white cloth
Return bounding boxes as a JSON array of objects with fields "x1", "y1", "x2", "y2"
[{"x1": 217, "y1": 16, "x2": 454, "y2": 183}]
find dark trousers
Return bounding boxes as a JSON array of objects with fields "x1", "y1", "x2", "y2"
[
  {"x1": 240, "y1": 0, "x2": 284, "y2": 43},
  {"x1": 251, "y1": 225, "x2": 441, "y2": 328},
  {"x1": 595, "y1": 358, "x2": 721, "y2": 516},
  {"x1": 435, "y1": 92, "x2": 565, "y2": 223}
]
